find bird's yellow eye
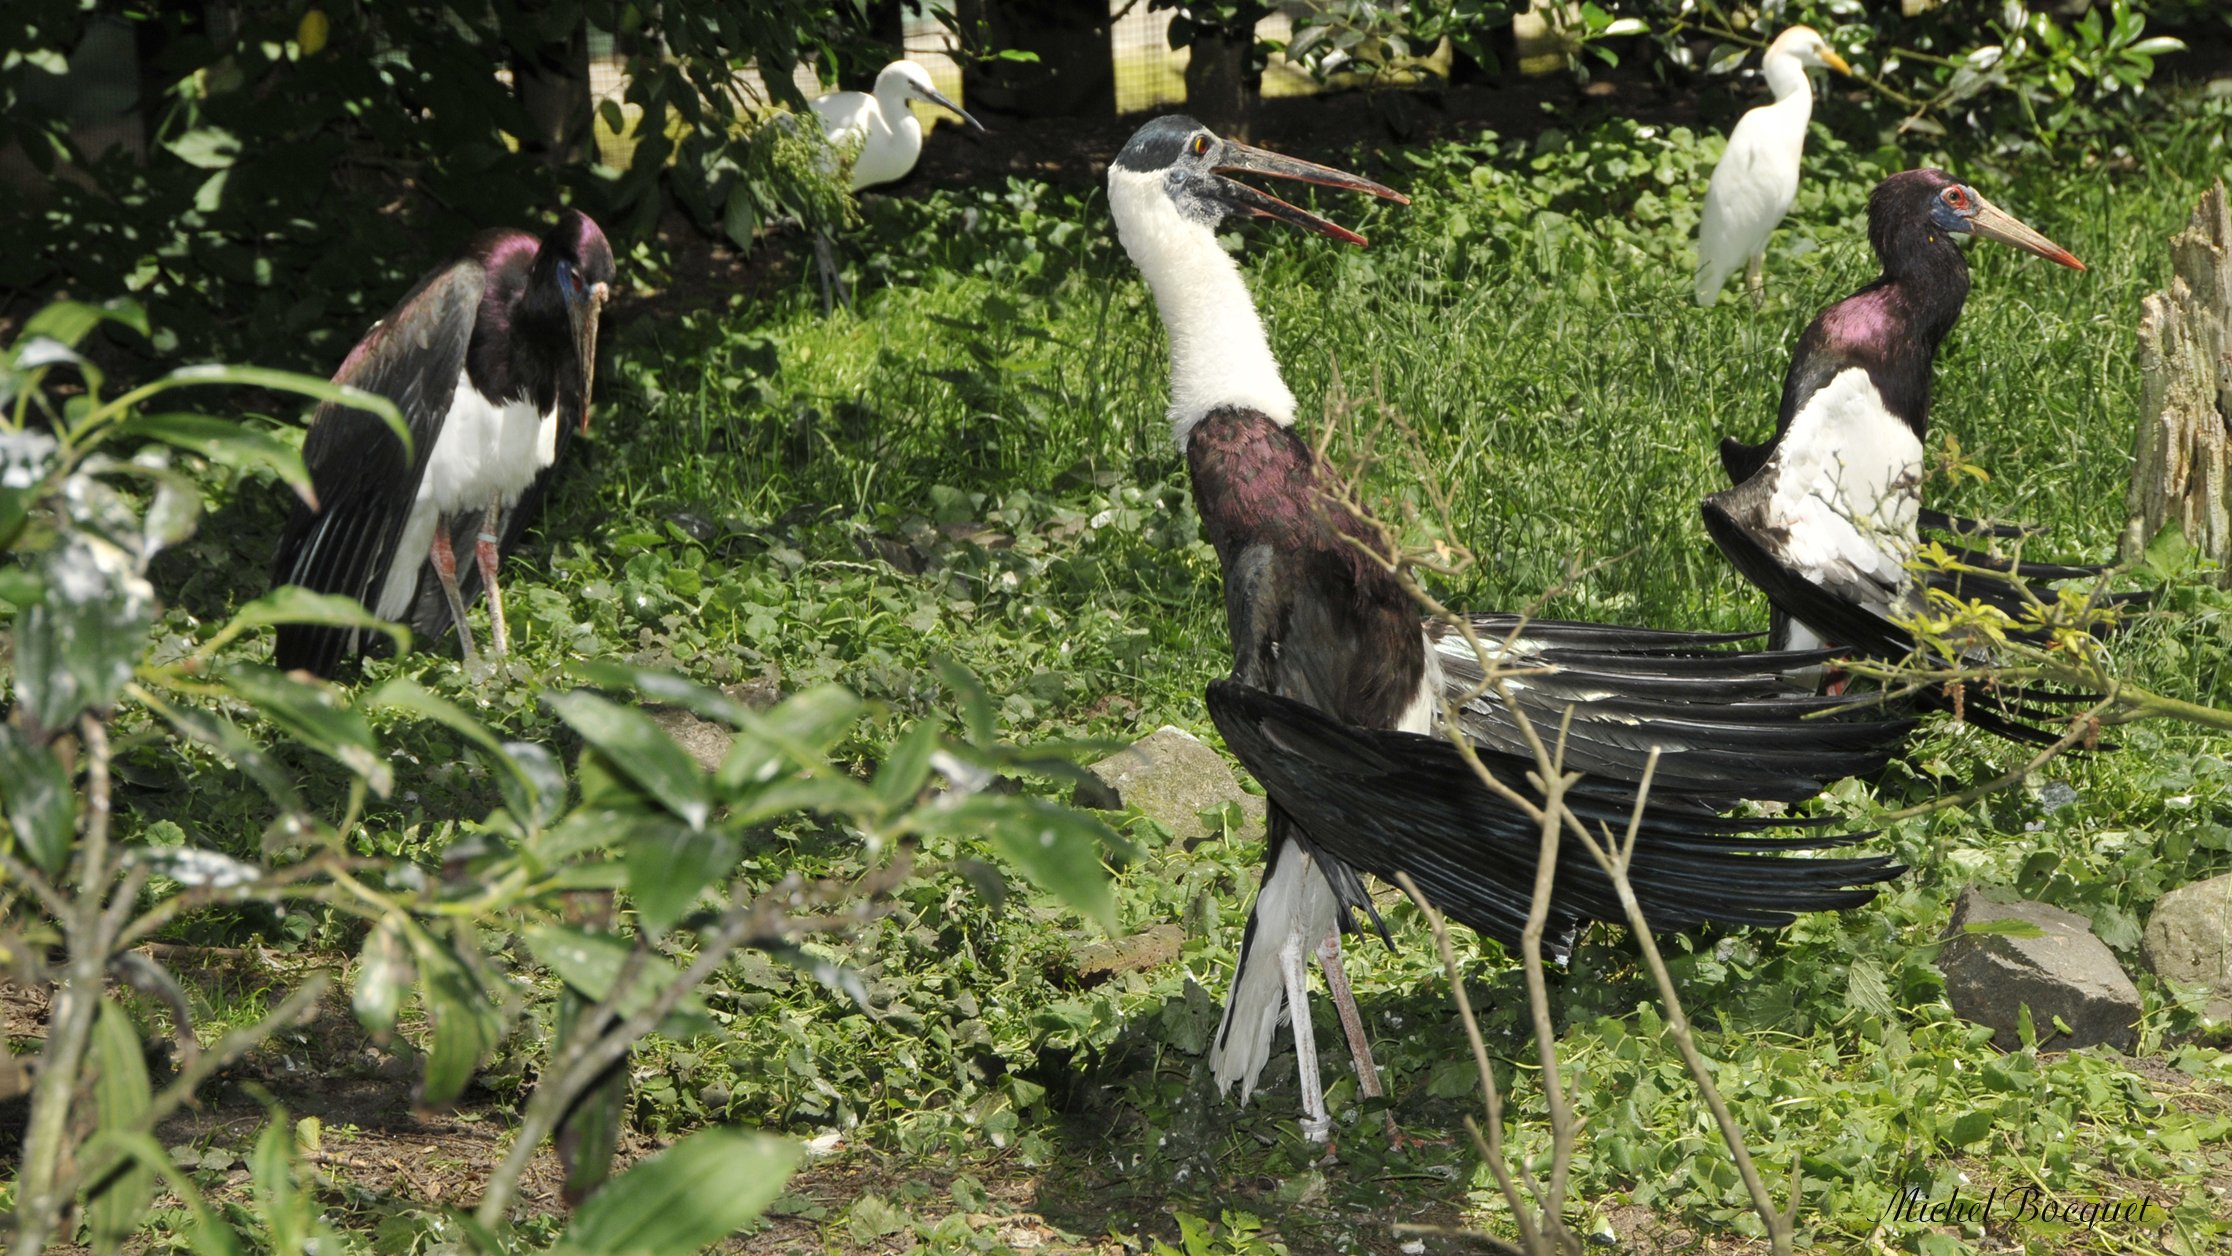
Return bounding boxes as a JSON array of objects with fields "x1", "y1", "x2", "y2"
[{"x1": 1191, "y1": 135, "x2": 1210, "y2": 157}]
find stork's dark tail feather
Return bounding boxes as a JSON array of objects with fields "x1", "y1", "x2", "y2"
[
  {"x1": 1701, "y1": 499, "x2": 2121, "y2": 746},
  {"x1": 1207, "y1": 680, "x2": 1903, "y2": 962}
]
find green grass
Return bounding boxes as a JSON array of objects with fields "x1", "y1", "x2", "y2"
[{"x1": 113, "y1": 87, "x2": 2232, "y2": 1254}]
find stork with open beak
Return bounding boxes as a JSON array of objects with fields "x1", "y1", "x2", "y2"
[
  {"x1": 272, "y1": 210, "x2": 614, "y2": 677},
  {"x1": 1108, "y1": 115, "x2": 1907, "y2": 1142}
]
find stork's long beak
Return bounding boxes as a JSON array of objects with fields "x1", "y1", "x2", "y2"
[
  {"x1": 1209, "y1": 141, "x2": 1409, "y2": 247},
  {"x1": 1967, "y1": 195, "x2": 2086, "y2": 271},
  {"x1": 577, "y1": 282, "x2": 608, "y2": 434},
  {"x1": 911, "y1": 83, "x2": 985, "y2": 133}
]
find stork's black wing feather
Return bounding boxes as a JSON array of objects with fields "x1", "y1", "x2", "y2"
[
  {"x1": 1701, "y1": 496, "x2": 2101, "y2": 746},
  {"x1": 1432, "y1": 618, "x2": 1916, "y2": 807},
  {"x1": 1207, "y1": 680, "x2": 1902, "y2": 961},
  {"x1": 272, "y1": 262, "x2": 485, "y2": 677}
]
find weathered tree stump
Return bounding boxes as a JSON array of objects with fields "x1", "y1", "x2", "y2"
[{"x1": 2124, "y1": 180, "x2": 2232, "y2": 575}]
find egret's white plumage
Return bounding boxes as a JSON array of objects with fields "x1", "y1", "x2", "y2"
[
  {"x1": 810, "y1": 59, "x2": 979, "y2": 191},
  {"x1": 1694, "y1": 26, "x2": 1850, "y2": 306}
]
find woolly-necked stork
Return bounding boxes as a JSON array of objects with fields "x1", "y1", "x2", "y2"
[
  {"x1": 272, "y1": 210, "x2": 615, "y2": 677},
  {"x1": 1694, "y1": 25, "x2": 1851, "y2": 306},
  {"x1": 1108, "y1": 115, "x2": 1907, "y2": 1140},
  {"x1": 1701, "y1": 170, "x2": 2121, "y2": 741}
]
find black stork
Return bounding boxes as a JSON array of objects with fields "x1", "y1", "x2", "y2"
[
  {"x1": 1700, "y1": 169, "x2": 2127, "y2": 741},
  {"x1": 1106, "y1": 115, "x2": 1908, "y2": 1140},
  {"x1": 271, "y1": 211, "x2": 615, "y2": 677}
]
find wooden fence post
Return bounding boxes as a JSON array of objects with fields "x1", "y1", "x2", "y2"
[{"x1": 2124, "y1": 179, "x2": 2232, "y2": 576}]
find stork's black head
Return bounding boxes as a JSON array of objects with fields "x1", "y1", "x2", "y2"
[
  {"x1": 1868, "y1": 169, "x2": 2084, "y2": 274},
  {"x1": 533, "y1": 210, "x2": 615, "y2": 433},
  {"x1": 1110, "y1": 114, "x2": 1407, "y2": 246}
]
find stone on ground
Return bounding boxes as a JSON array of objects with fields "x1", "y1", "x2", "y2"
[
  {"x1": 1939, "y1": 888, "x2": 2142, "y2": 1053},
  {"x1": 2142, "y1": 872, "x2": 2232, "y2": 1026},
  {"x1": 1076, "y1": 725, "x2": 1266, "y2": 843}
]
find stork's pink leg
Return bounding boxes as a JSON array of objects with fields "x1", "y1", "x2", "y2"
[
  {"x1": 475, "y1": 504, "x2": 509, "y2": 662},
  {"x1": 430, "y1": 520, "x2": 481, "y2": 667},
  {"x1": 1317, "y1": 931, "x2": 1401, "y2": 1143}
]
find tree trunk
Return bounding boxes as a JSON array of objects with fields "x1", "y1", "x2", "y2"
[
  {"x1": 1184, "y1": 22, "x2": 1259, "y2": 137},
  {"x1": 2123, "y1": 179, "x2": 2232, "y2": 576},
  {"x1": 514, "y1": 2, "x2": 592, "y2": 168},
  {"x1": 957, "y1": 0, "x2": 1114, "y2": 119}
]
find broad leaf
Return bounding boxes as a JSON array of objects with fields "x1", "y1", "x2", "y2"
[
  {"x1": 555, "y1": 987, "x2": 628, "y2": 1206},
  {"x1": 116, "y1": 412, "x2": 316, "y2": 507},
  {"x1": 222, "y1": 587, "x2": 406, "y2": 653},
  {"x1": 0, "y1": 723, "x2": 75, "y2": 874},
  {"x1": 520, "y1": 924, "x2": 716, "y2": 1039},
  {"x1": 553, "y1": 1128, "x2": 799, "y2": 1256},
  {"x1": 86, "y1": 1000, "x2": 155, "y2": 1254},
  {"x1": 626, "y1": 821, "x2": 740, "y2": 939},
  {"x1": 80, "y1": 1131, "x2": 242, "y2": 1256},
  {"x1": 548, "y1": 690, "x2": 710, "y2": 829},
  {"x1": 407, "y1": 928, "x2": 503, "y2": 1108},
  {"x1": 920, "y1": 796, "x2": 1117, "y2": 933},
  {"x1": 153, "y1": 703, "x2": 304, "y2": 813},
  {"x1": 934, "y1": 657, "x2": 997, "y2": 745},
  {"x1": 16, "y1": 533, "x2": 156, "y2": 731},
  {"x1": 871, "y1": 721, "x2": 939, "y2": 816},
  {"x1": 570, "y1": 660, "x2": 755, "y2": 726},
  {"x1": 717, "y1": 685, "x2": 863, "y2": 792},
  {"x1": 154, "y1": 364, "x2": 409, "y2": 459},
  {"x1": 219, "y1": 664, "x2": 391, "y2": 796},
  {"x1": 19, "y1": 298, "x2": 148, "y2": 353},
  {"x1": 352, "y1": 917, "x2": 413, "y2": 1042}
]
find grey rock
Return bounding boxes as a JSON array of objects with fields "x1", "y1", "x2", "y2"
[
  {"x1": 2142, "y1": 873, "x2": 2232, "y2": 1024},
  {"x1": 644, "y1": 676, "x2": 784, "y2": 775},
  {"x1": 647, "y1": 706, "x2": 734, "y2": 774},
  {"x1": 1076, "y1": 725, "x2": 1266, "y2": 842},
  {"x1": 1940, "y1": 888, "x2": 2142, "y2": 1052}
]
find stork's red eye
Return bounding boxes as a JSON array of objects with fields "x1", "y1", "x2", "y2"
[
  {"x1": 1190, "y1": 135, "x2": 1210, "y2": 157},
  {"x1": 1942, "y1": 186, "x2": 1971, "y2": 211}
]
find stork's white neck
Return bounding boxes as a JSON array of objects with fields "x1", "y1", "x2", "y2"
[
  {"x1": 1107, "y1": 166, "x2": 1296, "y2": 449},
  {"x1": 1763, "y1": 49, "x2": 1814, "y2": 103}
]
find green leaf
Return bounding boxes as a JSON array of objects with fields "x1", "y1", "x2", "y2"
[
  {"x1": 86, "y1": 1000, "x2": 155, "y2": 1254},
  {"x1": 19, "y1": 299, "x2": 148, "y2": 352},
  {"x1": 250, "y1": 1113, "x2": 303, "y2": 1254},
  {"x1": 1946, "y1": 1107, "x2": 1995, "y2": 1147},
  {"x1": 569, "y1": 660, "x2": 755, "y2": 725},
  {"x1": 16, "y1": 534, "x2": 157, "y2": 731},
  {"x1": 520, "y1": 924, "x2": 716, "y2": 1039},
  {"x1": 553, "y1": 1128, "x2": 799, "y2": 1256},
  {"x1": 153, "y1": 364, "x2": 408, "y2": 460},
  {"x1": 0, "y1": 722, "x2": 75, "y2": 874},
  {"x1": 935, "y1": 657, "x2": 997, "y2": 744},
  {"x1": 218, "y1": 664, "x2": 391, "y2": 796},
  {"x1": 871, "y1": 721, "x2": 939, "y2": 816},
  {"x1": 626, "y1": 821, "x2": 739, "y2": 939},
  {"x1": 717, "y1": 685, "x2": 862, "y2": 793},
  {"x1": 1962, "y1": 918, "x2": 2047, "y2": 938},
  {"x1": 164, "y1": 126, "x2": 241, "y2": 169},
  {"x1": 548, "y1": 690, "x2": 710, "y2": 829},
  {"x1": 222, "y1": 586, "x2": 408, "y2": 655},
  {"x1": 80, "y1": 1131, "x2": 242, "y2": 1256},
  {"x1": 352, "y1": 917, "x2": 413, "y2": 1042},
  {"x1": 407, "y1": 928, "x2": 503, "y2": 1108},
  {"x1": 920, "y1": 796, "x2": 1117, "y2": 933},
  {"x1": 499, "y1": 740, "x2": 570, "y2": 831},
  {"x1": 153, "y1": 702, "x2": 304, "y2": 813},
  {"x1": 115, "y1": 413, "x2": 315, "y2": 507}
]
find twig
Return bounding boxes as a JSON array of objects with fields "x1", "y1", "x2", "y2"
[{"x1": 1395, "y1": 872, "x2": 1543, "y2": 1255}]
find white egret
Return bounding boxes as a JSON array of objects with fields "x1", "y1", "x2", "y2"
[
  {"x1": 1694, "y1": 26, "x2": 1851, "y2": 306},
  {"x1": 805, "y1": 59, "x2": 983, "y2": 309}
]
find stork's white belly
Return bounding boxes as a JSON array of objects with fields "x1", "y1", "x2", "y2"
[
  {"x1": 373, "y1": 371, "x2": 558, "y2": 620},
  {"x1": 1761, "y1": 366, "x2": 1921, "y2": 612}
]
